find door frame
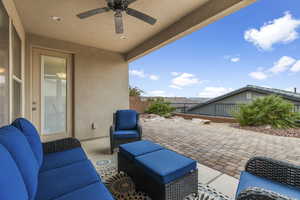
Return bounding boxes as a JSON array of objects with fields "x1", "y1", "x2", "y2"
[{"x1": 31, "y1": 47, "x2": 73, "y2": 141}]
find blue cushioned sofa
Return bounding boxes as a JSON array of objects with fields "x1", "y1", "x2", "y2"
[
  {"x1": 110, "y1": 110, "x2": 142, "y2": 154},
  {"x1": 236, "y1": 157, "x2": 300, "y2": 200},
  {"x1": 0, "y1": 118, "x2": 114, "y2": 200}
]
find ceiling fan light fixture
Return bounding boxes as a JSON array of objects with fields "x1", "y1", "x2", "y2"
[
  {"x1": 120, "y1": 35, "x2": 127, "y2": 39},
  {"x1": 51, "y1": 16, "x2": 62, "y2": 22}
]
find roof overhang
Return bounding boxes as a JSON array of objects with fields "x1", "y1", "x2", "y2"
[
  {"x1": 13, "y1": 0, "x2": 256, "y2": 61},
  {"x1": 126, "y1": 0, "x2": 257, "y2": 61}
]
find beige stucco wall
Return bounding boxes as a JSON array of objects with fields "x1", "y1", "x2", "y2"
[{"x1": 26, "y1": 34, "x2": 129, "y2": 140}]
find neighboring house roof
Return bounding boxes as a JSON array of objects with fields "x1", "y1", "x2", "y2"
[
  {"x1": 188, "y1": 85, "x2": 300, "y2": 111},
  {"x1": 141, "y1": 97, "x2": 209, "y2": 104}
]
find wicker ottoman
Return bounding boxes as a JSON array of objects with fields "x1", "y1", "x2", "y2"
[{"x1": 118, "y1": 141, "x2": 198, "y2": 200}]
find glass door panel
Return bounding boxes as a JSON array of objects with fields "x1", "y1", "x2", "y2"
[{"x1": 42, "y1": 55, "x2": 67, "y2": 135}]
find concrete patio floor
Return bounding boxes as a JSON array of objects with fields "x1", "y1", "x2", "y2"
[{"x1": 81, "y1": 138, "x2": 239, "y2": 199}]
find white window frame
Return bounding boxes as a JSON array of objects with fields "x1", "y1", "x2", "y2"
[{"x1": 9, "y1": 18, "x2": 25, "y2": 122}]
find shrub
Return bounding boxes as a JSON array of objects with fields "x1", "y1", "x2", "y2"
[
  {"x1": 145, "y1": 98, "x2": 176, "y2": 117},
  {"x1": 234, "y1": 95, "x2": 300, "y2": 129},
  {"x1": 129, "y1": 86, "x2": 144, "y2": 97}
]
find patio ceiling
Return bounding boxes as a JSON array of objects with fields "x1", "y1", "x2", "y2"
[{"x1": 14, "y1": 0, "x2": 256, "y2": 61}]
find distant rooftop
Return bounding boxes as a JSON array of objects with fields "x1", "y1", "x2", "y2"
[{"x1": 188, "y1": 85, "x2": 300, "y2": 111}]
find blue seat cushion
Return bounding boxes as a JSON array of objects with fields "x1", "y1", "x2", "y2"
[
  {"x1": 113, "y1": 130, "x2": 139, "y2": 139},
  {"x1": 36, "y1": 160, "x2": 100, "y2": 200},
  {"x1": 54, "y1": 182, "x2": 114, "y2": 200},
  {"x1": 40, "y1": 147, "x2": 88, "y2": 172},
  {"x1": 12, "y1": 118, "x2": 43, "y2": 167},
  {"x1": 236, "y1": 171, "x2": 300, "y2": 199},
  {"x1": 0, "y1": 125, "x2": 39, "y2": 200},
  {"x1": 120, "y1": 140, "x2": 164, "y2": 160},
  {"x1": 116, "y1": 110, "x2": 137, "y2": 130},
  {"x1": 135, "y1": 149, "x2": 197, "y2": 184},
  {"x1": 0, "y1": 144, "x2": 28, "y2": 200}
]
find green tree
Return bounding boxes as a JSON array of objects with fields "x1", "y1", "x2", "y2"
[
  {"x1": 234, "y1": 95, "x2": 300, "y2": 129},
  {"x1": 145, "y1": 98, "x2": 176, "y2": 117},
  {"x1": 129, "y1": 86, "x2": 144, "y2": 97}
]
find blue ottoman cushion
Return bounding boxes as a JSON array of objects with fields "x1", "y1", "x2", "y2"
[
  {"x1": 120, "y1": 140, "x2": 164, "y2": 160},
  {"x1": 116, "y1": 110, "x2": 137, "y2": 130},
  {"x1": 40, "y1": 147, "x2": 88, "y2": 172},
  {"x1": 135, "y1": 149, "x2": 197, "y2": 184},
  {"x1": 113, "y1": 130, "x2": 139, "y2": 139},
  {"x1": 54, "y1": 182, "x2": 114, "y2": 200},
  {"x1": 12, "y1": 118, "x2": 43, "y2": 167},
  {"x1": 236, "y1": 171, "x2": 300, "y2": 199},
  {"x1": 36, "y1": 160, "x2": 100, "y2": 200}
]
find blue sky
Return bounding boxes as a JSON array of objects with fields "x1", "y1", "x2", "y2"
[{"x1": 129, "y1": 0, "x2": 300, "y2": 98}]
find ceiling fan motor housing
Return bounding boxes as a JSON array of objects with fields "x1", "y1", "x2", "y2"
[{"x1": 108, "y1": 0, "x2": 129, "y2": 12}]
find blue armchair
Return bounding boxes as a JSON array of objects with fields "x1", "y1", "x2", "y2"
[
  {"x1": 110, "y1": 110, "x2": 142, "y2": 154},
  {"x1": 236, "y1": 157, "x2": 300, "y2": 200}
]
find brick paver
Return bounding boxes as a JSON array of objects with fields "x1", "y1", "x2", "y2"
[{"x1": 142, "y1": 118, "x2": 300, "y2": 178}]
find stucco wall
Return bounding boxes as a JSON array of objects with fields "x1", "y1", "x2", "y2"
[{"x1": 26, "y1": 34, "x2": 129, "y2": 140}]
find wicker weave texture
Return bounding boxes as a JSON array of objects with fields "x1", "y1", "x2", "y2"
[
  {"x1": 246, "y1": 157, "x2": 300, "y2": 189},
  {"x1": 43, "y1": 138, "x2": 81, "y2": 154},
  {"x1": 237, "y1": 187, "x2": 293, "y2": 200},
  {"x1": 118, "y1": 151, "x2": 198, "y2": 200}
]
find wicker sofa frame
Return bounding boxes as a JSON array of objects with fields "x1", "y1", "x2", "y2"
[
  {"x1": 118, "y1": 151, "x2": 198, "y2": 200},
  {"x1": 43, "y1": 138, "x2": 82, "y2": 154},
  {"x1": 237, "y1": 157, "x2": 300, "y2": 200},
  {"x1": 110, "y1": 113, "x2": 142, "y2": 154}
]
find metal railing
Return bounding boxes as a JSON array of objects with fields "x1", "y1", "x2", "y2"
[{"x1": 170, "y1": 103, "x2": 199, "y2": 113}]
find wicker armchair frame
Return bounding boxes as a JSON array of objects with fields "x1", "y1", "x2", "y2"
[
  {"x1": 43, "y1": 138, "x2": 81, "y2": 154},
  {"x1": 110, "y1": 113, "x2": 142, "y2": 154},
  {"x1": 236, "y1": 157, "x2": 300, "y2": 200},
  {"x1": 118, "y1": 151, "x2": 198, "y2": 200}
]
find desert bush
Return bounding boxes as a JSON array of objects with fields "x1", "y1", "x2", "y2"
[
  {"x1": 145, "y1": 98, "x2": 175, "y2": 117},
  {"x1": 234, "y1": 95, "x2": 300, "y2": 129},
  {"x1": 129, "y1": 86, "x2": 144, "y2": 97}
]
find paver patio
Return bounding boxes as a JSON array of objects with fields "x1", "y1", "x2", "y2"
[{"x1": 142, "y1": 117, "x2": 300, "y2": 178}]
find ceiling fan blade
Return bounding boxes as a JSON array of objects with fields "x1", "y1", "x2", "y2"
[
  {"x1": 127, "y1": 0, "x2": 138, "y2": 4},
  {"x1": 77, "y1": 7, "x2": 110, "y2": 19},
  {"x1": 126, "y1": 8, "x2": 157, "y2": 25},
  {"x1": 114, "y1": 12, "x2": 124, "y2": 34}
]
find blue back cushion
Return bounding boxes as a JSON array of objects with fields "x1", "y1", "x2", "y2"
[
  {"x1": 0, "y1": 144, "x2": 28, "y2": 200},
  {"x1": 116, "y1": 110, "x2": 137, "y2": 130},
  {"x1": 0, "y1": 125, "x2": 39, "y2": 200},
  {"x1": 12, "y1": 118, "x2": 43, "y2": 167}
]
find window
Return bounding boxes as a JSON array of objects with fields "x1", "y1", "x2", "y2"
[
  {"x1": 0, "y1": 1, "x2": 10, "y2": 126},
  {"x1": 11, "y1": 25, "x2": 23, "y2": 121},
  {"x1": 246, "y1": 92, "x2": 252, "y2": 100}
]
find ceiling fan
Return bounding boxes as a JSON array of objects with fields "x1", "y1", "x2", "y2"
[{"x1": 77, "y1": 0, "x2": 157, "y2": 34}]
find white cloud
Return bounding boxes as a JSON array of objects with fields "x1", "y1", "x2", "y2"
[
  {"x1": 129, "y1": 70, "x2": 146, "y2": 78},
  {"x1": 171, "y1": 72, "x2": 181, "y2": 76},
  {"x1": 198, "y1": 87, "x2": 233, "y2": 98},
  {"x1": 290, "y1": 60, "x2": 300, "y2": 72},
  {"x1": 169, "y1": 85, "x2": 182, "y2": 90},
  {"x1": 147, "y1": 90, "x2": 174, "y2": 97},
  {"x1": 231, "y1": 57, "x2": 240, "y2": 63},
  {"x1": 244, "y1": 12, "x2": 300, "y2": 50},
  {"x1": 249, "y1": 71, "x2": 268, "y2": 80},
  {"x1": 269, "y1": 56, "x2": 296, "y2": 74},
  {"x1": 149, "y1": 75, "x2": 159, "y2": 80},
  {"x1": 171, "y1": 73, "x2": 200, "y2": 89}
]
